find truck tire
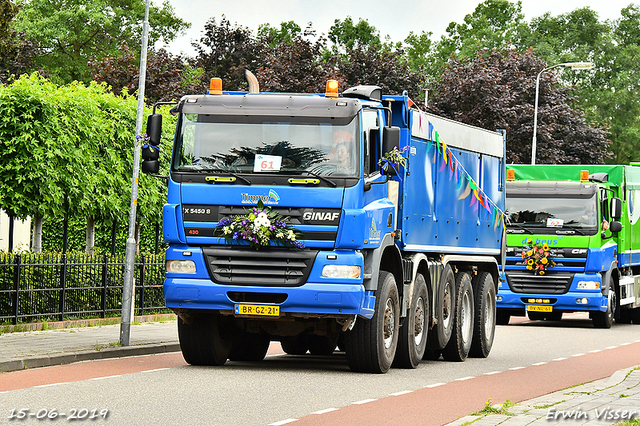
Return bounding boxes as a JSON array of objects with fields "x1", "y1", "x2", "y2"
[
  {"x1": 394, "y1": 273, "x2": 429, "y2": 368},
  {"x1": 496, "y1": 310, "x2": 511, "y2": 325},
  {"x1": 228, "y1": 332, "x2": 270, "y2": 362},
  {"x1": 469, "y1": 272, "x2": 496, "y2": 358},
  {"x1": 281, "y1": 335, "x2": 309, "y2": 355},
  {"x1": 442, "y1": 271, "x2": 474, "y2": 362},
  {"x1": 427, "y1": 265, "x2": 455, "y2": 351},
  {"x1": 178, "y1": 313, "x2": 233, "y2": 366},
  {"x1": 345, "y1": 270, "x2": 400, "y2": 373},
  {"x1": 308, "y1": 335, "x2": 338, "y2": 356},
  {"x1": 593, "y1": 278, "x2": 616, "y2": 329}
]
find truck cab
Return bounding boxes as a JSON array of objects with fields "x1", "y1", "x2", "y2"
[{"x1": 499, "y1": 165, "x2": 640, "y2": 327}]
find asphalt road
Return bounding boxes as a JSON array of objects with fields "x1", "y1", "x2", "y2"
[{"x1": 1, "y1": 313, "x2": 639, "y2": 426}]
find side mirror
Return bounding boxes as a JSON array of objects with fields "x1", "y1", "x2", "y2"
[
  {"x1": 602, "y1": 220, "x2": 622, "y2": 240},
  {"x1": 141, "y1": 113, "x2": 163, "y2": 175},
  {"x1": 146, "y1": 113, "x2": 163, "y2": 146},
  {"x1": 610, "y1": 197, "x2": 622, "y2": 220},
  {"x1": 609, "y1": 220, "x2": 622, "y2": 233},
  {"x1": 382, "y1": 126, "x2": 400, "y2": 154}
]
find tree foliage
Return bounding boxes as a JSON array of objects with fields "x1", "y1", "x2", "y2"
[
  {"x1": 429, "y1": 48, "x2": 610, "y2": 164},
  {"x1": 0, "y1": 0, "x2": 40, "y2": 84},
  {"x1": 193, "y1": 16, "x2": 263, "y2": 91},
  {"x1": 89, "y1": 43, "x2": 204, "y2": 103},
  {"x1": 0, "y1": 73, "x2": 174, "y2": 232},
  {"x1": 13, "y1": 0, "x2": 189, "y2": 84}
]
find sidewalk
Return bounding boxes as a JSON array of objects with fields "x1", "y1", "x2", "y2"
[
  {"x1": 0, "y1": 317, "x2": 180, "y2": 373},
  {"x1": 447, "y1": 366, "x2": 640, "y2": 425}
]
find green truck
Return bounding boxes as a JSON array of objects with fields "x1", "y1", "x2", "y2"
[{"x1": 498, "y1": 164, "x2": 640, "y2": 327}]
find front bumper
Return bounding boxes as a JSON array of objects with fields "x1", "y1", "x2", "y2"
[{"x1": 164, "y1": 278, "x2": 375, "y2": 319}]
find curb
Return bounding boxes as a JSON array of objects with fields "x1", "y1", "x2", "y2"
[
  {"x1": 0, "y1": 314, "x2": 177, "y2": 334},
  {"x1": 0, "y1": 342, "x2": 181, "y2": 373}
]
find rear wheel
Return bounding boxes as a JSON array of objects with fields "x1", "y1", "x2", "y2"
[
  {"x1": 308, "y1": 335, "x2": 338, "y2": 356},
  {"x1": 442, "y1": 271, "x2": 474, "y2": 362},
  {"x1": 496, "y1": 310, "x2": 511, "y2": 325},
  {"x1": 178, "y1": 313, "x2": 233, "y2": 366},
  {"x1": 427, "y1": 265, "x2": 455, "y2": 351},
  {"x1": 228, "y1": 332, "x2": 270, "y2": 362},
  {"x1": 469, "y1": 272, "x2": 496, "y2": 358},
  {"x1": 394, "y1": 273, "x2": 429, "y2": 368},
  {"x1": 281, "y1": 335, "x2": 309, "y2": 355},
  {"x1": 345, "y1": 270, "x2": 399, "y2": 373}
]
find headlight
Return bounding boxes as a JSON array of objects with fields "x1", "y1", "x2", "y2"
[
  {"x1": 322, "y1": 265, "x2": 361, "y2": 279},
  {"x1": 166, "y1": 260, "x2": 196, "y2": 274},
  {"x1": 577, "y1": 281, "x2": 600, "y2": 290}
]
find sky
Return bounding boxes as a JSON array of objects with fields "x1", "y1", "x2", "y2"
[{"x1": 161, "y1": 0, "x2": 636, "y2": 56}]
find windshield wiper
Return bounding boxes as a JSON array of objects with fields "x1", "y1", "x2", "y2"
[
  {"x1": 506, "y1": 223, "x2": 534, "y2": 234},
  {"x1": 292, "y1": 169, "x2": 337, "y2": 188},
  {"x1": 556, "y1": 225, "x2": 586, "y2": 236},
  {"x1": 191, "y1": 168, "x2": 252, "y2": 185}
]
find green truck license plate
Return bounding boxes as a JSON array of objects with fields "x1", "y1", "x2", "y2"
[
  {"x1": 527, "y1": 305, "x2": 552, "y2": 312},
  {"x1": 235, "y1": 304, "x2": 280, "y2": 316}
]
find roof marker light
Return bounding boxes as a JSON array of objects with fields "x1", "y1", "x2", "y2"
[
  {"x1": 325, "y1": 80, "x2": 339, "y2": 99},
  {"x1": 209, "y1": 78, "x2": 222, "y2": 95}
]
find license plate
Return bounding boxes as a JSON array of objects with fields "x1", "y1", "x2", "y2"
[
  {"x1": 234, "y1": 304, "x2": 280, "y2": 317},
  {"x1": 527, "y1": 305, "x2": 552, "y2": 312}
]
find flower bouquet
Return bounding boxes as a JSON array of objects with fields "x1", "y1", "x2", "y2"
[
  {"x1": 521, "y1": 239, "x2": 555, "y2": 275},
  {"x1": 379, "y1": 146, "x2": 409, "y2": 177},
  {"x1": 216, "y1": 200, "x2": 304, "y2": 250}
]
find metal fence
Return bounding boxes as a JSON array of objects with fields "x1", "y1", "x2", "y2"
[{"x1": 0, "y1": 253, "x2": 167, "y2": 324}]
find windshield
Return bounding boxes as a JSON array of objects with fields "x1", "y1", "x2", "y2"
[
  {"x1": 506, "y1": 194, "x2": 599, "y2": 234},
  {"x1": 173, "y1": 114, "x2": 359, "y2": 177}
]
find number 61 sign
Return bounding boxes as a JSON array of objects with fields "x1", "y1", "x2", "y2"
[{"x1": 254, "y1": 154, "x2": 282, "y2": 172}]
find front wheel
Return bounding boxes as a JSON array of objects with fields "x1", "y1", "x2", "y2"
[
  {"x1": 593, "y1": 279, "x2": 617, "y2": 328},
  {"x1": 178, "y1": 313, "x2": 233, "y2": 366},
  {"x1": 345, "y1": 270, "x2": 400, "y2": 373},
  {"x1": 394, "y1": 273, "x2": 429, "y2": 368},
  {"x1": 442, "y1": 271, "x2": 474, "y2": 362}
]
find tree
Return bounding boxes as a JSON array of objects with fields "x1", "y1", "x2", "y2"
[
  {"x1": 13, "y1": 0, "x2": 189, "y2": 84},
  {"x1": 437, "y1": 0, "x2": 526, "y2": 61},
  {"x1": 89, "y1": 43, "x2": 204, "y2": 103},
  {"x1": 328, "y1": 17, "x2": 381, "y2": 51},
  {"x1": 193, "y1": 16, "x2": 263, "y2": 91},
  {"x1": 429, "y1": 48, "x2": 610, "y2": 164},
  {"x1": 257, "y1": 21, "x2": 302, "y2": 47},
  {"x1": 256, "y1": 26, "x2": 338, "y2": 94},
  {"x1": 336, "y1": 44, "x2": 423, "y2": 99},
  {"x1": 0, "y1": 0, "x2": 40, "y2": 83}
]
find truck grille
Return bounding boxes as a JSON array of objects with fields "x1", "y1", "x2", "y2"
[
  {"x1": 203, "y1": 247, "x2": 318, "y2": 287},
  {"x1": 505, "y1": 271, "x2": 574, "y2": 294}
]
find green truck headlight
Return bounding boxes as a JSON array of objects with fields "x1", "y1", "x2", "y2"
[
  {"x1": 166, "y1": 260, "x2": 196, "y2": 274},
  {"x1": 577, "y1": 281, "x2": 600, "y2": 290}
]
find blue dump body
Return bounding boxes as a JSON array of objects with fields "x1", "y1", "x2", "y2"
[{"x1": 152, "y1": 86, "x2": 506, "y2": 372}]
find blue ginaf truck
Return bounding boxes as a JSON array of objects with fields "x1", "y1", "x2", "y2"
[{"x1": 144, "y1": 76, "x2": 506, "y2": 373}]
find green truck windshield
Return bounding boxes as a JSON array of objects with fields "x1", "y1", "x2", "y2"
[
  {"x1": 173, "y1": 114, "x2": 359, "y2": 177},
  {"x1": 506, "y1": 194, "x2": 599, "y2": 235}
]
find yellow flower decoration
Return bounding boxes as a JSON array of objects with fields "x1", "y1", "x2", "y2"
[{"x1": 521, "y1": 241, "x2": 555, "y2": 275}]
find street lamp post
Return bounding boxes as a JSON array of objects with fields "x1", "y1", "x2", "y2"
[{"x1": 531, "y1": 61, "x2": 594, "y2": 165}]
